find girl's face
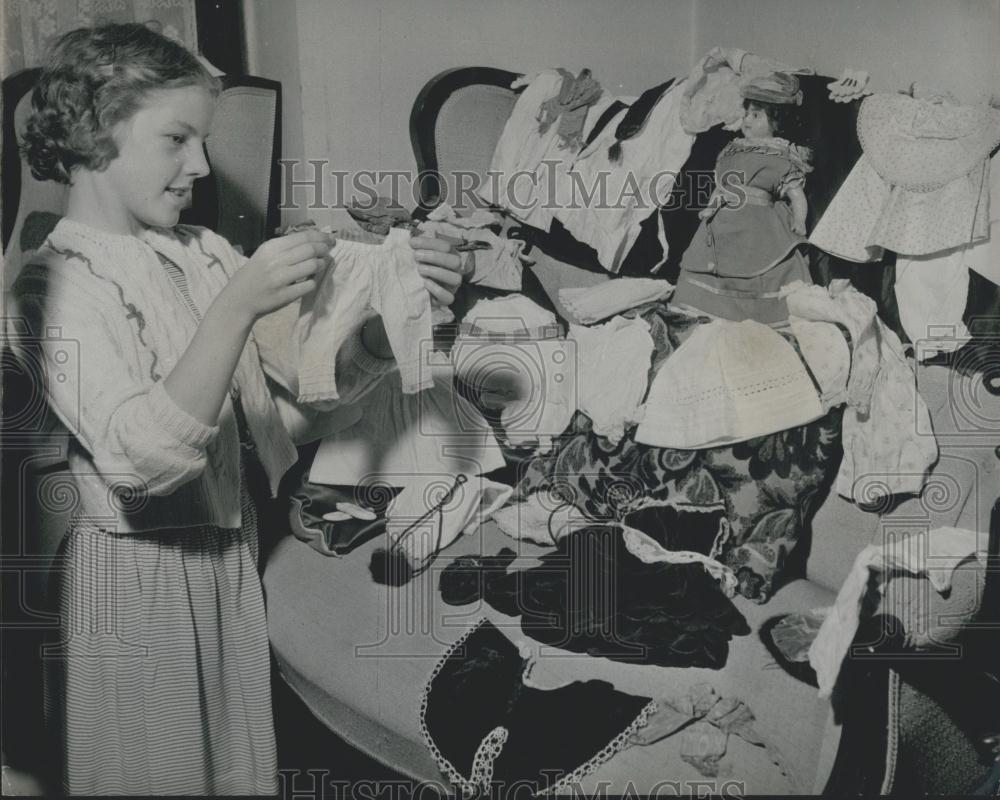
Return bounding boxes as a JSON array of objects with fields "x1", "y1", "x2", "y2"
[
  {"x1": 741, "y1": 104, "x2": 774, "y2": 140},
  {"x1": 91, "y1": 86, "x2": 215, "y2": 235}
]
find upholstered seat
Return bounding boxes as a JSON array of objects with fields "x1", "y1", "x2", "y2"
[{"x1": 263, "y1": 66, "x2": 1000, "y2": 795}]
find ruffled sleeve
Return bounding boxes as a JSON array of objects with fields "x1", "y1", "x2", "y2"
[{"x1": 777, "y1": 161, "x2": 807, "y2": 197}]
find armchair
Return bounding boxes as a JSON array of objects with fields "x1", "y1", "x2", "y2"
[{"x1": 396, "y1": 64, "x2": 1000, "y2": 794}]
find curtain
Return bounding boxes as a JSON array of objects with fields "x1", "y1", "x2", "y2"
[{"x1": 3, "y1": 0, "x2": 199, "y2": 76}]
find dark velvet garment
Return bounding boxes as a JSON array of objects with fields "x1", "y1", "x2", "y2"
[
  {"x1": 440, "y1": 525, "x2": 749, "y2": 669},
  {"x1": 421, "y1": 619, "x2": 655, "y2": 796}
]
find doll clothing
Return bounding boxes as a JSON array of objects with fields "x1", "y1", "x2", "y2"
[
  {"x1": 296, "y1": 228, "x2": 433, "y2": 405},
  {"x1": 537, "y1": 68, "x2": 604, "y2": 151},
  {"x1": 634, "y1": 318, "x2": 823, "y2": 450},
  {"x1": 784, "y1": 281, "x2": 938, "y2": 504},
  {"x1": 674, "y1": 137, "x2": 812, "y2": 325},
  {"x1": 680, "y1": 47, "x2": 813, "y2": 135},
  {"x1": 438, "y1": 526, "x2": 749, "y2": 670},
  {"x1": 808, "y1": 527, "x2": 982, "y2": 697},
  {"x1": 307, "y1": 365, "x2": 506, "y2": 489},
  {"x1": 420, "y1": 618, "x2": 658, "y2": 796},
  {"x1": 809, "y1": 94, "x2": 1000, "y2": 261},
  {"x1": 479, "y1": 71, "x2": 619, "y2": 232},
  {"x1": 568, "y1": 315, "x2": 655, "y2": 444},
  {"x1": 554, "y1": 80, "x2": 695, "y2": 273},
  {"x1": 559, "y1": 277, "x2": 673, "y2": 324}
]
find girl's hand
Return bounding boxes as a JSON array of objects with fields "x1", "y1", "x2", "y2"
[
  {"x1": 410, "y1": 235, "x2": 465, "y2": 308},
  {"x1": 222, "y1": 230, "x2": 334, "y2": 324}
]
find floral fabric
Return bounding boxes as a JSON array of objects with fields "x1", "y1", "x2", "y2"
[{"x1": 511, "y1": 302, "x2": 843, "y2": 603}]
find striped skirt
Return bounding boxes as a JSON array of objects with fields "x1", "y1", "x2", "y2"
[{"x1": 43, "y1": 488, "x2": 277, "y2": 795}]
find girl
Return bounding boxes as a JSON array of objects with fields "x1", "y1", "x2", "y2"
[
  {"x1": 11, "y1": 24, "x2": 465, "y2": 796},
  {"x1": 673, "y1": 71, "x2": 813, "y2": 325}
]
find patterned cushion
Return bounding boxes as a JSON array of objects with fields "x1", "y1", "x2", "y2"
[{"x1": 511, "y1": 302, "x2": 843, "y2": 603}]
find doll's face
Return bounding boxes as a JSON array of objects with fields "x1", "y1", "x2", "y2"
[{"x1": 741, "y1": 104, "x2": 774, "y2": 139}]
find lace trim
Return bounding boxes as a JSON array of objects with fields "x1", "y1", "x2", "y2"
[
  {"x1": 538, "y1": 698, "x2": 659, "y2": 796},
  {"x1": 720, "y1": 138, "x2": 813, "y2": 172},
  {"x1": 669, "y1": 371, "x2": 808, "y2": 404},
  {"x1": 471, "y1": 726, "x2": 509, "y2": 790},
  {"x1": 620, "y1": 525, "x2": 738, "y2": 597},
  {"x1": 710, "y1": 517, "x2": 733, "y2": 560},
  {"x1": 631, "y1": 498, "x2": 726, "y2": 518},
  {"x1": 420, "y1": 618, "x2": 660, "y2": 797},
  {"x1": 880, "y1": 668, "x2": 902, "y2": 794},
  {"x1": 419, "y1": 619, "x2": 490, "y2": 798}
]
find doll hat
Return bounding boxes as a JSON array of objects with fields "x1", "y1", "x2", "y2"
[
  {"x1": 857, "y1": 93, "x2": 1000, "y2": 191},
  {"x1": 635, "y1": 319, "x2": 823, "y2": 450},
  {"x1": 740, "y1": 71, "x2": 803, "y2": 106}
]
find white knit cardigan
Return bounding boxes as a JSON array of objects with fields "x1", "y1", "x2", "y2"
[{"x1": 10, "y1": 218, "x2": 391, "y2": 533}]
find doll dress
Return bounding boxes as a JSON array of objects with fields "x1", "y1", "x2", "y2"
[{"x1": 674, "y1": 138, "x2": 811, "y2": 324}]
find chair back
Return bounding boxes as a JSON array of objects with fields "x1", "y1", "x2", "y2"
[
  {"x1": 409, "y1": 66, "x2": 520, "y2": 212},
  {"x1": 202, "y1": 75, "x2": 282, "y2": 253}
]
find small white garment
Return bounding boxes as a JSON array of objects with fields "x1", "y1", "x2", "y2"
[
  {"x1": 893, "y1": 150, "x2": 1000, "y2": 358},
  {"x1": 559, "y1": 277, "x2": 673, "y2": 324},
  {"x1": 965, "y1": 151, "x2": 1000, "y2": 285},
  {"x1": 568, "y1": 315, "x2": 655, "y2": 443},
  {"x1": 419, "y1": 204, "x2": 527, "y2": 291},
  {"x1": 308, "y1": 364, "x2": 506, "y2": 488},
  {"x1": 785, "y1": 281, "x2": 939, "y2": 504},
  {"x1": 680, "y1": 46, "x2": 814, "y2": 134},
  {"x1": 809, "y1": 527, "x2": 982, "y2": 698},
  {"x1": 452, "y1": 332, "x2": 576, "y2": 453},
  {"x1": 784, "y1": 281, "x2": 880, "y2": 410},
  {"x1": 788, "y1": 317, "x2": 851, "y2": 410},
  {"x1": 554, "y1": 82, "x2": 695, "y2": 273},
  {"x1": 478, "y1": 72, "x2": 618, "y2": 232},
  {"x1": 491, "y1": 494, "x2": 595, "y2": 545},
  {"x1": 894, "y1": 248, "x2": 971, "y2": 357},
  {"x1": 426, "y1": 203, "x2": 498, "y2": 229},
  {"x1": 523, "y1": 91, "x2": 626, "y2": 232},
  {"x1": 296, "y1": 228, "x2": 433, "y2": 403},
  {"x1": 635, "y1": 318, "x2": 824, "y2": 449},
  {"x1": 456, "y1": 294, "x2": 572, "y2": 450},
  {"x1": 386, "y1": 474, "x2": 514, "y2": 570},
  {"x1": 461, "y1": 294, "x2": 559, "y2": 334},
  {"x1": 809, "y1": 95, "x2": 1000, "y2": 262},
  {"x1": 826, "y1": 69, "x2": 872, "y2": 104},
  {"x1": 467, "y1": 231, "x2": 527, "y2": 291},
  {"x1": 809, "y1": 153, "x2": 991, "y2": 262},
  {"x1": 477, "y1": 70, "x2": 563, "y2": 223},
  {"x1": 838, "y1": 321, "x2": 939, "y2": 504}
]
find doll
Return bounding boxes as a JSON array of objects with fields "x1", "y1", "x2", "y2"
[{"x1": 673, "y1": 72, "x2": 812, "y2": 325}]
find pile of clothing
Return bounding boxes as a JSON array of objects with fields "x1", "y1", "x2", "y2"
[
  {"x1": 278, "y1": 51, "x2": 1000, "y2": 799},
  {"x1": 809, "y1": 90, "x2": 1000, "y2": 358}
]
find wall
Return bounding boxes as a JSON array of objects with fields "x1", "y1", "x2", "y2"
[
  {"x1": 245, "y1": 0, "x2": 697, "y2": 228},
  {"x1": 244, "y1": 0, "x2": 1000, "y2": 229},
  {"x1": 691, "y1": 0, "x2": 1000, "y2": 104},
  {"x1": 243, "y1": 0, "x2": 306, "y2": 224}
]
